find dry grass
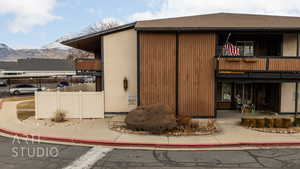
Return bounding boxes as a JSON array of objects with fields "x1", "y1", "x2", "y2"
[
  {"x1": 51, "y1": 110, "x2": 67, "y2": 123},
  {"x1": 16, "y1": 100, "x2": 35, "y2": 121},
  {"x1": 17, "y1": 100, "x2": 35, "y2": 109},
  {"x1": 3, "y1": 96, "x2": 34, "y2": 102}
]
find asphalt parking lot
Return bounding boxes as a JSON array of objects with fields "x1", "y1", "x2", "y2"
[
  {"x1": 92, "y1": 148, "x2": 300, "y2": 169},
  {"x1": 1, "y1": 133, "x2": 300, "y2": 169},
  {"x1": 0, "y1": 135, "x2": 91, "y2": 169},
  {"x1": 0, "y1": 86, "x2": 10, "y2": 98},
  {"x1": 0, "y1": 83, "x2": 58, "y2": 98}
]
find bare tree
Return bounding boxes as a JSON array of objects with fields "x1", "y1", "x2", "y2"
[
  {"x1": 67, "y1": 18, "x2": 121, "y2": 60},
  {"x1": 83, "y1": 18, "x2": 121, "y2": 34}
]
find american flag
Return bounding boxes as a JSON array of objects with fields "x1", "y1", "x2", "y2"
[{"x1": 223, "y1": 43, "x2": 240, "y2": 56}]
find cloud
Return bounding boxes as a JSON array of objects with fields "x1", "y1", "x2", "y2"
[
  {"x1": 130, "y1": 0, "x2": 300, "y2": 21},
  {"x1": 0, "y1": 0, "x2": 61, "y2": 33}
]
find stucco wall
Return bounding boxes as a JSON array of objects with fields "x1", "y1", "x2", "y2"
[
  {"x1": 281, "y1": 83, "x2": 296, "y2": 113},
  {"x1": 283, "y1": 33, "x2": 298, "y2": 56},
  {"x1": 103, "y1": 29, "x2": 137, "y2": 112}
]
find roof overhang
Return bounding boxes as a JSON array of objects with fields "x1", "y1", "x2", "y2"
[
  {"x1": 61, "y1": 23, "x2": 136, "y2": 52},
  {"x1": 136, "y1": 27, "x2": 300, "y2": 32}
]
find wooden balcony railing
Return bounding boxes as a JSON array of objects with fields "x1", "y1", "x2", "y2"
[
  {"x1": 216, "y1": 56, "x2": 300, "y2": 72},
  {"x1": 74, "y1": 58, "x2": 102, "y2": 71}
]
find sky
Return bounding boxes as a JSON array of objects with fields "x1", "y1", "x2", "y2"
[{"x1": 0, "y1": 0, "x2": 300, "y2": 49}]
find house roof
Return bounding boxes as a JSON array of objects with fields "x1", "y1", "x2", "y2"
[
  {"x1": 0, "y1": 58, "x2": 75, "y2": 71},
  {"x1": 62, "y1": 13, "x2": 300, "y2": 51},
  {"x1": 135, "y1": 13, "x2": 300, "y2": 31}
]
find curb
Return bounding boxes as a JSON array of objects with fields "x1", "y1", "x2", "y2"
[{"x1": 1, "y1": 127, "x2": 300, "y2": 148}]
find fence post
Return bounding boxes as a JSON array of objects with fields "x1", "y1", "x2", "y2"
[
  {"x1": 79, "y1": 90, "x2": 82, "y2": 120},
  {"x1": 56, "y1": 90, "x2": 60, "y2": 113},
  {"x1": 35, "y1": 91, "x2": 38, "y2": 120}
]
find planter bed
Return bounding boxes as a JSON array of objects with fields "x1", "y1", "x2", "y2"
[
  {"x1": 110, "y1": 120, "x2": 220, "y2": 136},
  {"x1": 241, "y1": 116, "x2": 300, "y2": 134}
]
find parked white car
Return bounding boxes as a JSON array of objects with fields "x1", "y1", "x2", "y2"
[
  {"x1": 0, "y1": 79, "x2": 7, "y2": 86},
  {"x1": 9, "y1": 84, "x2": 45, "y2": 95}
]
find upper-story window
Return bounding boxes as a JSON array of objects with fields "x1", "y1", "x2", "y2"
[{"x1": 236, "y1": 41, "x2": 255, "y2": 56}]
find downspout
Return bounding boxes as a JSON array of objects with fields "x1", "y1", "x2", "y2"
[
  {"x1": 175, "y1": 31, "x2": 179, "y2": 117},
  {"x1": 137, "y1": 31, "x2": 140, "y2": 106}
]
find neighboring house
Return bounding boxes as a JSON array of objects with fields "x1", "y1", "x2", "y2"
[
  {"x1": 62, "y1": 13, "x2": 300, "y2": 117},
  {"x1": 0, "y1": 58, "x2": 75, "y2": 78}
]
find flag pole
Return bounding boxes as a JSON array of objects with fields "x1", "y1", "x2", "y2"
[
  {"x1": 218, "y1": 32, "x2": 232, "y2": 59},
  {"x1": 225, "y1": 32, "x2": 232, "y2": 45}
]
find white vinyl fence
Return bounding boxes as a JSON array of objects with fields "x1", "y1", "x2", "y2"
[{"x1": 35, "y1": 91, "x2": 104, "y2": 119}]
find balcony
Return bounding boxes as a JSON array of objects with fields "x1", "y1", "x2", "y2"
[
  {"x1": 74, "y1": 58, "x2": 102, "y2": 71},
  {"x1": 216, "y1": 56, "x2": 300, "y2": 80}
]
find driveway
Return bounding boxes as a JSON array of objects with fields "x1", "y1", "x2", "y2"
[{"x1": 0, "y1": 135, "x2": 91, "y2": 169}]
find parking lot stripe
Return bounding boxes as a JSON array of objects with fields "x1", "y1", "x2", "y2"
[{"x1": 62, "y1": 146, "x2": 113, "y2": 169}]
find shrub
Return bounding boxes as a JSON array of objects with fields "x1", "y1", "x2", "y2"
[
  {"x1": 241, "y1": 117, "x2": 252, "y2": 127},
  {"x1": 294, "y1": 116, "x2": 300, "y2": 127},
  {"x1": 264, "y1": 117, "x2": 274, "y2": 128},
  {"x1": 241, "y1": 117, "x2": 257, "y2": 128},
  {"x1": 256, "y1": 118, "x2": 265, "y2": 128},
  {"x1": 51, "y1": 110, "x2": 67, "y2": 122},
  {"x1": 282, "y1": 118, "x2": 293, "y2": 128},
  {"x1": 274, "y1": 118, "x2": 283, "y2": 128},
  {"x1": 177, "y1": 115, "x2": 191, "y2": 127},
  {"x1": 204, "y1": 119, "x2": 217, "y2": 131}
]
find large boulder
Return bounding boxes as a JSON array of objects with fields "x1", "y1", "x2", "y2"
[{"x1": 125, "y1": 104, "x2": 177, "y2": 134}]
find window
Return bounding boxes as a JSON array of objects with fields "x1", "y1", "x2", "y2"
[
  {"x1": 236, "y1": 41, "x2": 255, "y2": 56},
  {"x1": 217, "y1": 82, "x2": 232, "y2": 102}
]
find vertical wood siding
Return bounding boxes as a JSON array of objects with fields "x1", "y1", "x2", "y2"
[
  {"x1": 140, "y1": 33, "x2": 177, "y2": 112},
  {"x1": 218, "y1": 58, "x2": 266, "y2": 71},
  {"x1": 178, "y1": 33, "x2": 216, "y2": 116},
  {"x1": 269, "y1": 58, "x2": 300, "y2": 71}
]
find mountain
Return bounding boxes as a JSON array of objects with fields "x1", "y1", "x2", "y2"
[
  {"x1": 0, "y1": 43, "x2": 15, "y2": 59},
  {"x1": 0, "y1": 43, "x2": 70, "y2": 61},
  {"x1": 42, "y1": 34, "x2": 78, "y2": 50},
  {"x1": 0, "y1": 19, "x2": 121, "y2": 61}
]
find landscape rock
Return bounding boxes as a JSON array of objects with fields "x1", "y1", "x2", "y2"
[{"x1": 125, "y1": 104, "x2": 177, "y2": 134}]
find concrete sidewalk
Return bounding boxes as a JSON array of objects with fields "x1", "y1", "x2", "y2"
[{"x1": 1, "y1": 101, "x2": 300, "y2": 148}]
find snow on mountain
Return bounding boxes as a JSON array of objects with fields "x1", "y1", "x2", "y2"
[
  {"x1": 0, "y1": 43, "x2": 70, "y2": 61},
  {"x1": 42, "y1": 34, "x2": 78, "y2": 50},
  {"x1": 42, "y1": 41, "x2": 70, "y2": 50},
  {"x1": 0, "y1": 43, "x2": 15, "y2": 58},
  {"x1": 43, "y1": 19, "x2": 121, "y2": 50},
  {"x1": 0, "y1": 43, "x2": 13, "y2": 50}
]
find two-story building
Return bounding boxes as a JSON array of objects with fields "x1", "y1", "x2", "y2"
[{"x1": 62, "y1": 13, "x2": 300, "y2": 117}]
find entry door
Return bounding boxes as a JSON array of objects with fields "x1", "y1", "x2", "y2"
[
  {"x1": 254, "y1": 83, "x2": 280, "y2": 112},
  {"x1": 178, "y1": 33, "x2": 216, "y2": 117}
]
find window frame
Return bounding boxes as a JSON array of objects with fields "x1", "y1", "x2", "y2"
[{"x1": 236, "y1": 41, "x2": 255, "y2": 56}]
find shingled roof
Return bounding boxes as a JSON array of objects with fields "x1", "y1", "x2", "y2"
[
  {"x1": 135, "y1": 13, "x2": 300, "y2": 30},
  {"x1": 0, "y1": 58, "x2": 74, "y2": 71},
  {"x1": 62, "y1": 13, "x2": 300, "y2": 51}
]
